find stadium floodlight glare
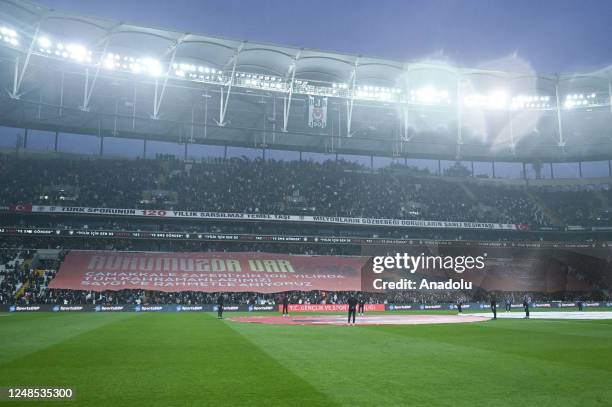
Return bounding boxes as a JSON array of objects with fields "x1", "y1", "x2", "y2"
[
  {"x1": 488, "y1": 90, "x2": 508, "y2": 109},
  {"x1": 1, "y1": 26, "x2": 19, "y2": 46},
  {"x1": 129, "y1": 63, "x2": 141, "y2": 74},
  {"x1": 102, "y1": 53, "x2": 116, "y2": 69},
  {"x1": 352, "y1": 84, "x2": 401, "y2": 102},
  {"x1": 0, "y1": 26, "x2": 17, "y2": 37},
  {"x1": 142, "y1": 58, "x2": 162, "y2": 77},
  {"x1": 464, "y1": 89, "x2": 509, "y2": 110},
  {"x1": 410, "y1": 86, "x2": 450, "y2": 105},
  {"x1": 101, "y1": 53, "x2": 163, "y2": 77},
  {"x1": 9, "y1": 25, "x2": 611, "y2": 113},
  {"x1": 65, "y1": 43, "x2": 88, "y2": 62},
  {"x1": 564, "y1": 93, "x2": 596, "y2": 109},
  {"x1": 511, "y1": 95, "x2": 551, "y2": 110},
  {"x1": 38, "y1": 36, "x2": 52, "y2": 49}
]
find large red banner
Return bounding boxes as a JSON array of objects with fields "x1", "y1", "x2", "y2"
[{"x1": 49, "y1": 251, "x2": 368, "y2": 293}]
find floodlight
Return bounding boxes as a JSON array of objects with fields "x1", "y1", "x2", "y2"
[
  {"x1": 142, "y1": 58, "x2": 162, "y2": 76},
  {"x1": 103, "y1": 57, "x2": 115, "y2": 70},
  {"x1": 65, "y1": 43, "x2": 87, "y2": 61},
  {"x1": 488, "y1": 90, "x2": 508, "y2": 109},
  {"x1": 417, "y1": 86, "x2": 436, "y2": 103},
  {"x1": 38, "y1": 36, "x2": 51, "y2": 48},
  {"x1": 0, "y1": 27, "x2": 17, "y2": 37}
]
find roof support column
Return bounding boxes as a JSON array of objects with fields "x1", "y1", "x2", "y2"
[
  {"x1": 153, "y1": 38, "x2": 183, "y2": 120},
  {"x1": 554, "y1": 76, "x2": 566, "y2": 150},
  {"x1": 132, "y1": 84, "x2": 137, "y2": 131},
  {"x1": 59, "y1": 70, "x2": 65, "y2": 117},
  {"x1": 217, "y1": 43, "x2": 244, "y2": 127},
  {"x1": 506, "y1": 77, "x2": 516, "y2": 155},
  {"x1": 282, "y1": 51, "x2": 301, "y2": 132},
  {"x1": 112, "y1": 98, "x2": 118, "y2": 135},
  {"x1": 608, "y1": 76, "x2": 612, "y2": 114},
  {"x1": 455, "y1": 75, "x2": 463, "y2": 160},
  {"x1": 203, "y1": 90, "x2": 209, "y2": 139},
  {"x1": 81, "y1": 35, "x2": 112, "y2": 111},
  {"x1": 402, "y1": 106, "x2": 410, "y2": 141},
  {"x1": 10, "y1": 23, "x2": 41, "y2": 99},
  {"x1": 11, "y1": 56, "x2": 19, "y2": 98},
  {"x1": 346, "y1": 60, "x2": 359, "y2": 137},
  {"x1": 82, "y1": 68, "x2": 90, "y2": 111}
]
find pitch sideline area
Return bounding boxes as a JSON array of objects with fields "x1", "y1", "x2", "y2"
[
  {"x1": 473, "y1": 311, "x2": 612, "y2": 320},
  {"x1": 228, "y1": 314, "x2": 490, "y2": 325}
]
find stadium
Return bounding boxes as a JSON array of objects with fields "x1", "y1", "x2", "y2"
[{"x1": 1, "y1": 0, "x2": 612, "y2": 405}]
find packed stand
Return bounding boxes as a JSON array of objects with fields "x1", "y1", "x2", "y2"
[{"x1": 0, "y1": 154, "x2": 589, "y2": 227}]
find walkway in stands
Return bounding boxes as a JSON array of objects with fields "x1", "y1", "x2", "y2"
[{"x1": 228, "y1": 314, "x2": 490, "y2": 326}]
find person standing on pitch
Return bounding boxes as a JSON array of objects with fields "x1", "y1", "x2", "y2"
[
  {"x1": 282, "y1": 295, "x2": 289, "y2": 317},
  {"x1": 358, "y1": 296, "x2": 366, "y2": 316},
  {"x1": 490, "y1": 296, "x2": 497, "y2": 320},
  {"x1": 217, "y1": 293, "x2": 224, "y2": 319},
  {"x1": 347, "y1": 294, "x2": 358, "y2": 325},
  {"x1": 523, "y1": 296, "x2": 530, "y2": 319},
  {"x1": 505, "y1": 296, "x2": 512, "y2": 312},
  {"x1": 456, "y1": 298, "x2": 463, "y2": 314}
]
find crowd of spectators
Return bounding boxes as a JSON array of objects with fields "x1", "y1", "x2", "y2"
[
  {"x1": 8, "y1": 285, "x2": 603, "y2": 307},
  {"x1": 2, "y1": 153, "x2": 610, "y2": 227}
]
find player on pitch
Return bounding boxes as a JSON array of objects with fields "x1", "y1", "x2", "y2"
[
  {"x1": 523, "y1": 296, "x2": 530, "y2": 319},
  {"x1": 347, "y1": 294, "x2": 358, "y2": 325},
  {"x1": 217, "y1": 293, "x2": 224, "y2": 319},
  {"x1": 282, "y1": 294, "x2": 289, "y2": 317},
  {"x1": 358, "y1": 295, "x2": 366, "y2": 316}
]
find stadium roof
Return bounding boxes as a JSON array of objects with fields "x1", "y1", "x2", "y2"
[{"x1": 1, "y1": 0, "x2": 612, "y2": 162}]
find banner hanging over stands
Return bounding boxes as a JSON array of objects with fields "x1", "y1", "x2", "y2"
[
  {"x1": 8, "y1": 204, "x2": 525, "y2": 231},
  {"x1": 49, "y1": 250, "x2": 368, "y2": 293},
  {"x1": 308, "y1": 96, "x2": 328, "y2": 128}
]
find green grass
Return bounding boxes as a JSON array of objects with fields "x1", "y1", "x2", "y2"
[{"x1": 1, "y1": 312, "x2": 611, "y2": 406}]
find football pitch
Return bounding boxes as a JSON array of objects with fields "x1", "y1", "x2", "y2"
[{"x1": 1, "y1": 311, "x2": 611, "y2": 407}]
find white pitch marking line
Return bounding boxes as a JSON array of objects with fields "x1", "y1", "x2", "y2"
[{"x1": 472, "y1": 311, "x2": 612, "y2": 320}]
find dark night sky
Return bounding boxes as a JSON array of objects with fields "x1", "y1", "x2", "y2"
[{"x1": 32, "y1": 0, "x2": 612, "y2": 75}]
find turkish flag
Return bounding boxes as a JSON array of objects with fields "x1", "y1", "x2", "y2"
[{"x1": 9, "y1": 203, "x2": 32, "y2": 213}]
